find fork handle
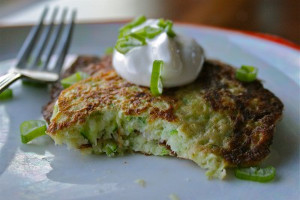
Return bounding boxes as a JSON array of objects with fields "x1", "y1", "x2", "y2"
[{"x1": 0, "y1": 72, "x2": 23, "y2": 94}]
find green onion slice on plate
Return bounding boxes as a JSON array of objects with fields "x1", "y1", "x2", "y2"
[
  {"x1": 20, "y1": 120, "x2": 47, "y2": 144},
  {"x1": 61, "y1": 71, "x2": 90, "y2": 89},
  {"x1": 234, "y1": 166, "x2": 276, "y2": 182},
  {"x1": 150, "y1": 60, "x2": 164, "y2": 96},
  {"x1": 236, "y1": 65, "x2": 258, "y2": 82},
  {"x1": 0, "y1": 88, "x2": 13, "y2": 100}
]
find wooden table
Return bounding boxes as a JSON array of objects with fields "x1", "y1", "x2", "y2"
[
  {"x1": 0, "y1": 0, "x2": 299, "y2": 44},
  {"x1": 155, "y1": 0, "x2": 300, "y2": 45}
]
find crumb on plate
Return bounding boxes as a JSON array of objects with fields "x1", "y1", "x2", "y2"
[
  {"x1": 169, "y1": 193, "x2": 180, "y2": 200},
  {"x1": 134, "y1": 179, "x2": 146, "y2": 187}
]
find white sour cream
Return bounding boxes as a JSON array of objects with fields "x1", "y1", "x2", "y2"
[{"x1": 112, "y1": 19, "x2": 205, "y2": 88}]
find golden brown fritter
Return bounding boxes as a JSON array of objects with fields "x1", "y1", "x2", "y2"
[{"x1": 43, "y1": 55, "x2": 283, "y2": 168}]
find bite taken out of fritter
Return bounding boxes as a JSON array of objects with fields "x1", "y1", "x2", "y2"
[{"x1": 43, "y1": 56, "x2": 283, "y2": 179}]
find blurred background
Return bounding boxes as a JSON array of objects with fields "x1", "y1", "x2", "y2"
[{"x1": 0, "y1": 0, "x2": 299, "y2": 44}]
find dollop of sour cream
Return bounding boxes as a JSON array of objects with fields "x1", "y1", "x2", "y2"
[{"x1": 112, "y1": 19, "x2": 205, "y2": 88}]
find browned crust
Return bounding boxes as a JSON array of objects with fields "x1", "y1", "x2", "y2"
[
  {"x1": 198, "y1": 60, "x2": 283, "y2": 166},
  {"x1": 43, "y1": 55, "x2": 283, "y2": 166},
  {"x1": 42, "y1": 55, "x2": 107, "y2": 123}
]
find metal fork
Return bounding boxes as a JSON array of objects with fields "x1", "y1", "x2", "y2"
[{"x1": 0, "y1": 7, "x2": 76, "y2": 94}]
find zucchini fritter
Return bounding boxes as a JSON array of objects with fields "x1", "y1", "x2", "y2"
[{"x1": 44, "y1": 56, "x2": 283, "y2": 179}]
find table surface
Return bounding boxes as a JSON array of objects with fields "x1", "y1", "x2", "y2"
[{"x1": 0, "y1": 0, "x2": 299, "y2": 45}]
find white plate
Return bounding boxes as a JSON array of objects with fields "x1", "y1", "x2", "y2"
[{"x1": 0, "y1": 23, "x2": 299, "y2": 200}]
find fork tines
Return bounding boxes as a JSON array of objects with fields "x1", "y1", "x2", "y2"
[{"x1": 16, "y1": 7, "x2": 76, "y2": 74}]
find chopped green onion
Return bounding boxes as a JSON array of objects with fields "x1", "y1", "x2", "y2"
[
  {"x1": 165, "y1": 22, "x2": 176, "y2": 37},
  {"x1": 118, "y1": 27, "x2": 131, "y2": 39},
  {"x1": 144, "y1": 26, "x2": 163, "y2": 38},
  {"x1": 61, "y1": 71, "x2": 90, "y2": 88},
  {"x1": 105, "y1": 141, "x2": 118, "y2": 156},
  {"x1": 80, "y1": 131, "x2": 89, "y2": 140},
  {"x1": 22, "y1": 79, "x2": 47, "y2": 87},
  {"x1": 157, "y1": 19, "x2": 167, "y2": 28},
  {"x1": 160, "y1": 148, "x2": 170, "y2": 156},
  {"x1": 0, "y1": 88, "x2": 13, "y2": 100},
  {"x1": 130, "y1": 33, "x2": 147, "y2": 44},
  {"x1": 20, "y1": 120, "x2": 47, "y2": 144},
  {"x1": 134, "y1": 26, "x2": 163, "y2": 39},
  {"x1": 157, "y1": 19, "x2": 176, "y2": 37},
  {"x1": 170, "y1": 130, "x2": 178, "y2": 135},
  {"x1": 150, "y1": 60, "x2": 164, "y2": 96},
  {"x1": 120, "y1": 15, "x2": 146, "y2": 31},
  {"x1": 236, "y1": 65, "x2": 258, "y2": 82},
  {"x1": 117, "y1": 17, "x2": 176, "y2": 54},
  {"x1": 119, "y1": 15, "x2": 147, "y2": 36},
  {"x1": 115, "y1": 34, "x2": 146, "y2": 54},
  {"x1": 234, "y1": 166, "x2": 276, "y2": 182},
  {"x1": 105, "y1": 47, "x2": 114, "y2": 55}
]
